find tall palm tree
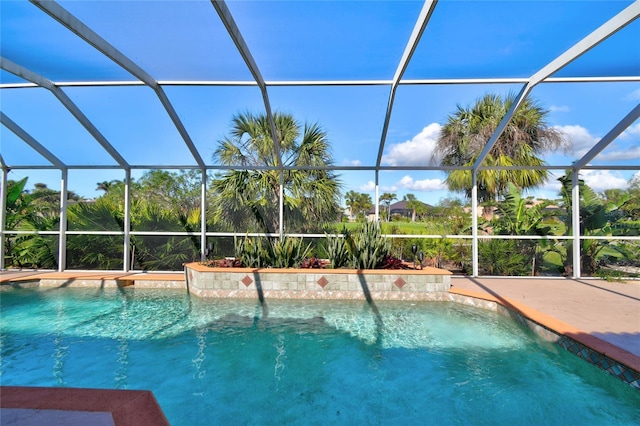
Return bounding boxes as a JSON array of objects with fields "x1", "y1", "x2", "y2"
[
  {"x1": 380, "y1": 192, "x2": 397, "y2": 222},
  {"x1": 434, "y1": 93, "x2": 568, "y2": 213},
  {"x1": 403, "y1": 193, "x2": 420, "y2": 222},
  {"x1": 211, "y1": 112, "x2": 342, "y2": 233},
  {"x1": 344, "y1": 190, "x2": 360, "y2": 220},
  {"x1": 96, "y1": 179, "x2": 121, "y2": 194}
]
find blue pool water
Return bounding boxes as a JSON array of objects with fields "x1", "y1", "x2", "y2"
[{"x1": 1, "y1": 287, "x2": 638, "y2": 425}]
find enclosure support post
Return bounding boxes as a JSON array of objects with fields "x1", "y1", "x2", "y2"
[
  {"x1": 571, "y1": 168, "x2": 581, "y2": 278},
  {"x1": 471, "y1": 170, "x2": 479, "y2": 277},
  {"x1": 375, "y1": 170, "x2": 380, "y2": 223},
  {"x1": 123, "y1": 169, "x2": 131, "y2": 272},
  {"x1": 201, "y1": 169, "x2": 207, "y2": 261},
  {"x1": 0, "y1": 168, "x2": 8, "y2": 270},
  {"x1": 279, "y1": 171, "x2": 284, "y2": 238},
  {"x1": 58, "y1": 168, "x2": 68, "y2": 272}
]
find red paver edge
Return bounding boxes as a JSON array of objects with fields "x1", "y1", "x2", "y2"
[{"x1": 0, "y1": 386, "x2": 170, "y2": 426}]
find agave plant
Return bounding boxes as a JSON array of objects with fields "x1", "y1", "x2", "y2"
[
  {"x1": 345, "y1": 222, "x2": 391, "y2": 270},
  {"x1": 234, "y1": 235, "x2": 269, "y2": 268},
  {"x1": 325, "y1": 228, "x2": 351, "y2": 269},
  {"x1": 269, "y1": 237, "x2": 312, "y2": 268}
]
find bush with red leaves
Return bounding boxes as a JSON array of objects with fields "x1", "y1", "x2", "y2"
[
  {"x1": 299, "y1": 257, "x2": 328, "y2": 269},
  {"x1": 380, "y1": 255, "x2": 408, "y2": 270}
]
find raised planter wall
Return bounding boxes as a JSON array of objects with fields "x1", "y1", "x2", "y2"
[{"x1": 184, "y1": 262, "x2": 452, "y2": 300}]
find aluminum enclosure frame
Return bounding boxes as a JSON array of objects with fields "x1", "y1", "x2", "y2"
[{"x1": 1, "y1": 0, "x2": 639, "y2": 277}]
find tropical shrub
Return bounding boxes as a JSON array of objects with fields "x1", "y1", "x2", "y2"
[
  {"x1": 478, "y1": 239, "x2": 530, "y2": 276},
  {"x1": 233, "y1": 236, "x2": 311, "y2": 268},
  {"x1": 234, "y1": 236, "x2": 269, "y2": 268}
]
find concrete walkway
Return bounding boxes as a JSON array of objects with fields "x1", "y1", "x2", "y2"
[{"x1": 451, "y1": 277, "x2": 640, "y2": 358}]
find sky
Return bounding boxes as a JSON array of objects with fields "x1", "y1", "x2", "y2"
[{"x1": 1, "y1": 0, "x2": 639, "y2": 206}]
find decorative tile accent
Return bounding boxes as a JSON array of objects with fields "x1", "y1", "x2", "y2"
[
  {"x1": 394, "y1": 277, "x2": 406, "y2": 289},
  {"x1": 317, "y1": 276, "x2": 329, "y2": 288},
  {"x1": 241, "y1": 275, "x2": 253, "y2": 287}
]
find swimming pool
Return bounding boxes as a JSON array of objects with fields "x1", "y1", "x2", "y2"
[{"x1": 1, "y1": 287, "x2": 638, "y2": 425}]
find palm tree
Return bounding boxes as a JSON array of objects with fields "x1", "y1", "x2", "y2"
[
  {"x1": 344, "y1": 190, "x2": 360, "y2": 220},
  {"x1": 344, "y1": 190, "x2": 372, "y2": 222},
  {"x1": 96, "y1": 179, "x2": 121, "y2": 194},
  {"x1": 403, "y1": 193, "x2": 420, "y2": 222},
  {"x1": 211, "y1": 112, "x2": 341, "y2": 233},
  {"x1": 434, "y1": 93, "x2": 568, "y2": 217},
  {"x1": 379, "y1": 192, "x2": 397, "y2": 222}
]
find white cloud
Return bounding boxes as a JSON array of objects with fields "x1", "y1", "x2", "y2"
[
  {"x1": 625, "y1": 88, "x2": 640, "y2": 102},
  {"x1": 549, "y1": 105, "x2": 570, "y2": 113},
  {"x1": 347, "y1": 159, "x2": 362, "y2": 166},
  {"x1": 397, "y1": 175, "x2": 446, "y2": 191},
  {"x1": 356, "y1": 176, "x2": 444, "y2": 194},
  {"x1": 598, "y1": 145, "x2": 640, "y2": 161},
  {"x1": 553, "y1": 124, "x2": 599, "y2": 156},
  {"x1": 538, "y1": 178, "x2": 563, "y2": 195},
  {"x1": 581, "y1": 170, "x2": 628, "y2": 192},
  {"x1": 620, "y1": 122, "x2": 640, "y2": 139},
  {"x1": 359, "y1": 180, "x2": 376, "y2": 191},
  {"x1": 382, "y1": 123, "x2": 441, "y2": 166}
]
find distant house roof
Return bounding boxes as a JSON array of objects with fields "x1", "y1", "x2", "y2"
[
  {"x1": 389, "y1": 200, "x2": 432, "y2": 211},
  {"x1": 368, "y1": 200, "x2": 433, "y2": 215}
]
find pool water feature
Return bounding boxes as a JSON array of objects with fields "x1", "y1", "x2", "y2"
[{"x1": 1, "y1": 288, "x2": 638, "y2": 425}]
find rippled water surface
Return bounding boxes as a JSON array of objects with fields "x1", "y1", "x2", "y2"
[{"x1": 1, "y1": 288, "x2": 638, "y2": 425}]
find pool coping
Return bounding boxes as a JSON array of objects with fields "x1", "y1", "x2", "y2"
[{"x1": 449, "y1": 287, "x2": 640, "y2": 389}]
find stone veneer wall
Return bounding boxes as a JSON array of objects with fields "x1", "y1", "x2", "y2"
[{"x1": 184, "y1": 263, "x2": 451, "y2": 300}]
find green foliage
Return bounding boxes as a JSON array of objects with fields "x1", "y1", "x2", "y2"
[
  {"x1": 212, "y1": 112, "x2": 342, "y2": 233},
  {"x1": 493, "y1": 183, "x2": 550, "y2": 236},
  {"x1": 379, "y1": 192, "x2": 397, "y2": 222},
  {"x1": 429, "y1": 197, "x2": 471, "y2": 234},
  {"x1": 403, "y1": 193, "x2": 428, "y2": 222},
  {"x1": 325, "y1": 228, "x2": 351, "y2": 269},
  {"x1": 269, "y1": 237, "x2": 312, "y2": 268},
  {"x1": 11, "y1": 233, "x2": 58, "y2": 269},
  {"x1": 344, "y1": 190, "x2": 373, "y2": 222},
  {"x1": 233, "y1": 236, "x2": 311, "y2": 268},
  {"x1": 478, "y1": 239, "x2": 530, "y2": 276},
  {"x1": 67, "y1": 235, "x2": 123, "y2": 270},
  {"x1": 5, "y1": 178, "x2": 33, "y2": 231},
  {"x1": 234, "y1": 236, "x2": 269, "y2": 268},
  {"x1": 557, "y1": 174, "x2": 632, "y2": 275},
  {"x1": 422, "y1": 237, "x2": 456, "y2": 269},
  {"x1": 436, "y1": 93, "x2": 568, "y2": 203},
  {"x1": 4, "y1": 178, "x2": 61, "y2": 268},
  {"x1": 344, "y1": 222, "x2": 391, "y2": 269}
]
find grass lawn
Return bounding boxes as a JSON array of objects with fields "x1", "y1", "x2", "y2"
[{"x1": 327, "y1": 221, "x2": 430, "y2": 234}]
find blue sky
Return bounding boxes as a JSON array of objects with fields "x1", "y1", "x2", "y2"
[{"x1": 1, "y1": 0, "x2": 639, "y2": 205}]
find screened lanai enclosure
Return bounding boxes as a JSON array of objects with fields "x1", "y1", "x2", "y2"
[{"x1": 1, "y1": 0, "x2": 639, "y2": 278}]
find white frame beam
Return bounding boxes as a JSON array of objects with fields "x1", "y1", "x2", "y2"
[
  {"x1": 375, "y1": 0, "x2": 438, "y2": 169},
  {"x1": 473, "y1": 0, "x2": 640, "y2": 170},
  {"x1": 31, "y1": 0, "x2": 206, "y2": 169},
  {"x1": 0, "y1": 57, "x2": 129, "y2": 168},
  {"x1": 574, "y1": 104, "x2": 640, "y2": 169},
  {"x1": 1, "y1": 112, "x2": 67, "y2": 169}
]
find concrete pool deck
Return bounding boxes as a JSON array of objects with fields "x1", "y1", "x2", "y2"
[{"x1": 449, "y1": 276, "x2": 640, "y2": 360}]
